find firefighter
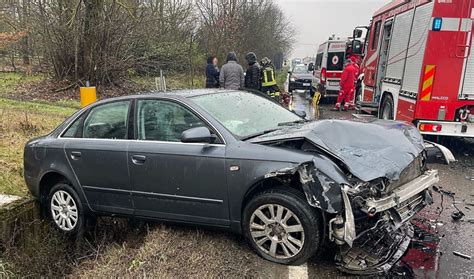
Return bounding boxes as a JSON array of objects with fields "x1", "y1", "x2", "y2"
[
  {"x1": 348, "y1": 55, "x2": 359, "y2": 109},
  {"x1": 332, "y1": 59, "x2": 355, "y2": 111},
  {"x1": 260, "y1": 57, "x2": 280, "y2": 101},
  {"x1": 244, "y1": 52, "x2": 261, "y2": 90}
]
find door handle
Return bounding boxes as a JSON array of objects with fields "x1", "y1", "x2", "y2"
[
  {"x1": 131, "y1": 155, "x2": 146, "y2": 165},
  {"x1": 70, "y1": 151, "x2": 82, "y2": 160}
]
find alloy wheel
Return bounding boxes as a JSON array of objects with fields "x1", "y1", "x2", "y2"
[
  {"x1": 249, "y1": 204, "x2": 305, "y2": 259},
  {"x1": 50, "y1": 190, "x2": 79, "y2": 231}
]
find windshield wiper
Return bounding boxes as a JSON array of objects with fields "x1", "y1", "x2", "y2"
[
  {"x1": 277, "y1": 119, "x2": 307, "y2": 126},
  {"x1": 241, "y1": 128, "x2": 280, "y2": 141}
]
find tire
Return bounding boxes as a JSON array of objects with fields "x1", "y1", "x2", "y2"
[
  {"x1": 379, "y1": 94, "x2": 394, "y2": 120},
  {"x1": 48, "y1": 183, "x2": 85, "y2": 235},
  {"x1": 242, "y1": 187, "x2": 321, "y2": 265}
]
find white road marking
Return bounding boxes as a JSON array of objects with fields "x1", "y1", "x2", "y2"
[{"x1": 288, "y1": 263, "x2": 308, "y2": 279}]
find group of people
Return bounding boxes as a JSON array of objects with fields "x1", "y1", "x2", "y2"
[
  {"x1": 332, "y1": 56, "x2": 359, "y2": 111},
  {"x1": 205, "y1": 51, "x2": 280, "y2": 100}
]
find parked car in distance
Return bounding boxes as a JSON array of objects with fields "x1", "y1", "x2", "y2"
[
  {"x1": 288, "y1": 64, "x2": 316, "y2": 95},
  {"x1": 24, "y1": 89, "x2": 453, "y2": 273}
]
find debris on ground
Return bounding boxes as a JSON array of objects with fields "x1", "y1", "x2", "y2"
[
  {"x1": 453, "y1": 251, "x2": 471, "y2": 260},
  {"x1": 432, "y1": 186, "x2": 465, "y2": 221}
]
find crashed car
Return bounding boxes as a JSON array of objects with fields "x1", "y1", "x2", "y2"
[{"x1": 23, "y1": 89, "x2": 453, "y2": 274}]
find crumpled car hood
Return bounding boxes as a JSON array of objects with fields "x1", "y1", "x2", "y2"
[{"x1": 248, "y1": 119, "x2": 425, "y2": 182}]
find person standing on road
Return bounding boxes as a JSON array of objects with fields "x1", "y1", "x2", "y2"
[
  {"x1": 219, "y1": 52, "x2": 244, "y2": 90},
  {"x1": 205, "y1": 56, "x2": 220, "y2": 88},
  {"x1": 260, "y1": 57, "x2": 280, "y2": 101},
  {"x1": 332, "y1": 59, "x2": 355, "y2": 111},
  {"x1": 244, "y1": 52, "x2": 261, "y2": 90},
  {"x1": 347, "y1": 56, "x2": 359, "y2": 109}
]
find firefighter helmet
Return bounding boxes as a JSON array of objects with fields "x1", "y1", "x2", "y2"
[{"x1": 261, "y1": 57, "x2": 272, "y2": 67}]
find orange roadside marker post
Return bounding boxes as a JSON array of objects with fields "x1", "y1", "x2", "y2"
[{"x1": 80, "y1": 83, "x2": 97, "y2": 107}]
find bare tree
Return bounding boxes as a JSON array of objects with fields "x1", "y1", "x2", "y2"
[{"x1": 0, "y1": 0, "x2": 294, "y2": 83}]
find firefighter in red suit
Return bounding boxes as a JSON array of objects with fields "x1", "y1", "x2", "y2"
[
  {"x1": 348, "y1": 56, "x2": 359, "y2": 109},
  {"x1": 332, "y1": 59, "x2": 355, "y2": 111}
]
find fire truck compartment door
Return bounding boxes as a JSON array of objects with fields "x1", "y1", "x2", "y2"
[
  {"x1": 401, "y1": 2, "x2": 434, "y2": 95},
  {"x1": 461, "y1": 27, "x2": 474, "y2": 100},
  {"x1": 385, "y1": 9, "x2": 414, "y2": 81}
]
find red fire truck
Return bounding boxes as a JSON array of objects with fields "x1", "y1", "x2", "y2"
[{"x1": 353, "y1": 0, "x2": 474, "y2": 137}]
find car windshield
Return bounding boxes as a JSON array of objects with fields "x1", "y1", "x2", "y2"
[
  {"x1": 293, "y1": 65, "x2": 308, "y2": 74},
  {"x1": 192, "y1": 91, "x2": 301, "y2": 139}
]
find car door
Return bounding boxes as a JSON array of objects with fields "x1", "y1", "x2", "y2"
[
  {"x1": 128, "y1": 98, "x2": 228, "y2": 226},
  {"x1": 63, "y1": 100, "x2": 133, "y2": 215}
]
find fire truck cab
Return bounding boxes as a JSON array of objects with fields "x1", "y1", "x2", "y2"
[{"x1": 353, "y1": 0, "x2": 474, "y2": 137}]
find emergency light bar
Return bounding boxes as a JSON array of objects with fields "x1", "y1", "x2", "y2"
[{"x1": 432, "y1": 18, "x2": 442, "y2": 31}]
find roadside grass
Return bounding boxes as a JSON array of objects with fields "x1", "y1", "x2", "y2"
[
  {"x1": 69, "y1": 222, "x2": 267, "y2": 278},
  {"x1": 0, "y1": 98, "x2": 75, "y2": 197},
  {"x1": 0, "y1": 72, "x2": 45, "y2": 97},
  {"x1": 2, "y1": 216, "x2": 272, "y2": 277},
  {"x1": 130, "y1": 73, "x2": 206, "y2": 91}
]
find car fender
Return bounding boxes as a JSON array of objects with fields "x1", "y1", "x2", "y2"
[
  {"x1": 38, "y1": 166, "x2": 94, "y2": 213},
  {"x1": 234, "y1": 152, "x2": 350, "y2": 223}
]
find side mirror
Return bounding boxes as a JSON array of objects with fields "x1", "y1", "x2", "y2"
[
  {"x1": 308, "y1": 64, "x2": 315, "y2": 72},
  {"x1": 292, "y1": 110, "x2": 307, "y2": 118},
  {"x1": 181, "y1": 127, "x2": 213, "y2": 143},
  {"x1": 352, "y1": 40, "x2": 363, "y2": 55},
  {"x1": 353, "y1": 29, "x2": 363, "y2": 39}
]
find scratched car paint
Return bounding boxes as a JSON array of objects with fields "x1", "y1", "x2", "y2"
[{"x1": 23, "y1": 89, "x2": 453, "y2": 274}]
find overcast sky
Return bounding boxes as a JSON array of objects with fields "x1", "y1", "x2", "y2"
[{"x1": 276, "y1": 0, "x2": 388, "y2": 58}]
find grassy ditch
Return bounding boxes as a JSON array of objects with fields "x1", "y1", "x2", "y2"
[
  {"x1": 0, "y1": 98, "x2": 75, "y2": 197},
  {"x1": 1, "y1": 213, "x2": 273, "y2": 277}
]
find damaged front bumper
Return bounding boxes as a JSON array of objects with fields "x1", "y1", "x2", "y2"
[
  {"x1": 363, "y1": 169, "x2": 438, "y2": 217},
  {"x1": 332, "y1": 170, "x2": 438, "y2": 274}
]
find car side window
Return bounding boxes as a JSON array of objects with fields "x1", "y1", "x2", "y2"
[
  {"x1": 82, "y1": 101, "x2": 130, "y2": 139},
  {"x1": 137, "y1": 99, "x2": 206, "y2": 142},
  {"x1": 62, "y1": 114, "x2": 86, "y2": 138}
]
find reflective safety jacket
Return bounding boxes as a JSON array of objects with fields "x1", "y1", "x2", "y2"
[{"x1": 261, "y1": 65, "x2": 277, "y2": 87}]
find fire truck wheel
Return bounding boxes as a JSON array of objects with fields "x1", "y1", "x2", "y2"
[{"x1": 380, "y1": 94, "x2": 394, "y2": 120}]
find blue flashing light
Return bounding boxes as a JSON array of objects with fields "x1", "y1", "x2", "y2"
[{"x1": 432, "y1": 18, "x2": 443, "y2": 31}]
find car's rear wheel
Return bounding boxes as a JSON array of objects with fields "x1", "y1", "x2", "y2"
[
  {"x1": 243, "y1": 188, "x2": 321, "y2": 265},
  {"x1": 48, "y1": 183, "x2": 84, "y2": 235}
]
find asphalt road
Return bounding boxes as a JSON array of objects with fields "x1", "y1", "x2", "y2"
[{"x1": 289, "y1": 91, "x2": 474, "y2": 278}]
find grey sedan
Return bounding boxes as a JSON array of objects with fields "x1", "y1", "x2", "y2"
[{"x1": 24, "y1": 89, "x2": 452, "y2": 274}]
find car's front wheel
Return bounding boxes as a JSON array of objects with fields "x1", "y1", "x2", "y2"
[
  {"x1": 48, "y1": 183, "x2": 84, "y2": 235},
  {"x1": 243, "y1": 188, "x2": 321, "y2": 265}
]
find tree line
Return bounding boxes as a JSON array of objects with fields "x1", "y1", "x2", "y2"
[{"x1": 0, "y1": 0, "x2": 294, "y2": 85}]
